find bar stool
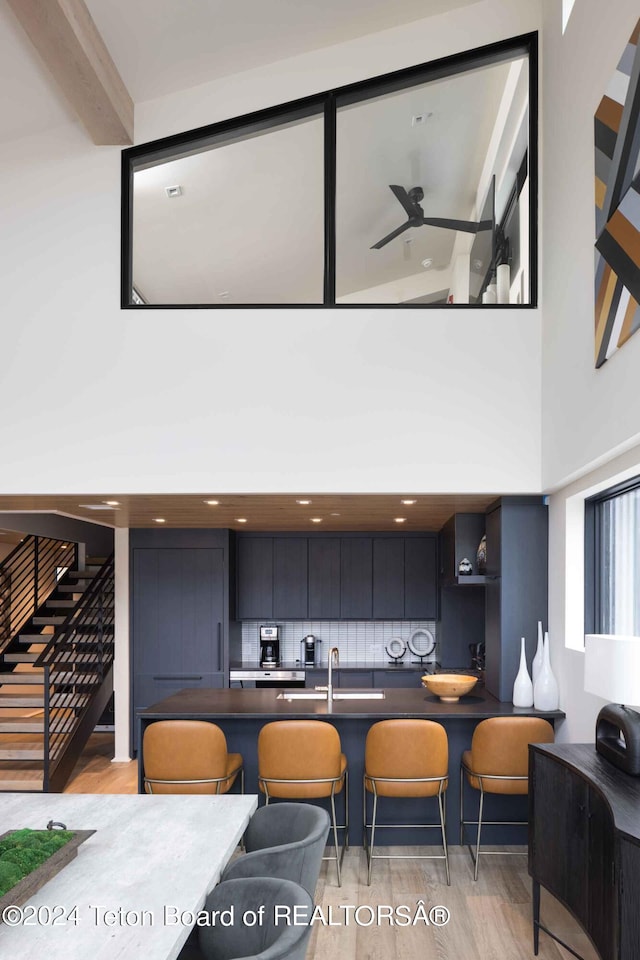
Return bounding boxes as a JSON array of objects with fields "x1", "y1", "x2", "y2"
[
  {"x1": 363, "y1": 719, "x2": 450, "y2": 885},
  {"x1": 142, "y1": 720, "x2": 244, "y2": 794},
  {"x1": 460, "y1": 716, "x2": 554, "y2": 880},
  {"x1": 257, "y1": 720, "x2": 348, "y2": 885}
]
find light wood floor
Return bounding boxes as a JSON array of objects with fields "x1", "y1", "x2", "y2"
[{"x1": 64, "y1": 736, "x2": 597, "y2": 960}]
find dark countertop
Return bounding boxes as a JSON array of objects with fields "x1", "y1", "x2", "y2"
[
  {"x1": 139, "y1": 686, "x2": 564, "y2": 722},
  {"x1": 229, "y1": 660, "x2": 437, "y2": 671}
]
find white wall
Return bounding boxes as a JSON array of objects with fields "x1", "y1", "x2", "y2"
[
  {"x1": 542, "y1": 0, "x2": 640, "y2": 491},
  {"x1": 548, "y1": 443, "x2": 640, "y2": 741},
  {"x1": 542, "y1": 0, "x2": 640, "y2": 740},
  {"x1": 0, "y1": 0, "x2": 543, "y2": 496}
]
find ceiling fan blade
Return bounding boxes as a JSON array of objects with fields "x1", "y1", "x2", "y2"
[
  {"x1": 370, "y1": 221, "x2": 413, "y2": 250},
  {"x1": 422, "y1": 217, "x2": 479, "y2": 234},
  {"x1": 389, "y1": 184, "x2": 421, "y2": 219}
]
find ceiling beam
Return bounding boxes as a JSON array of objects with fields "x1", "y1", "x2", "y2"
[{"x1": 7, "y1": 0, "x2": 133, "y2": 145}]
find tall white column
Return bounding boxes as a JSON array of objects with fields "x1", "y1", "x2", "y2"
[{"x1": 112, "y1": 527, "x2": 131, "y2": 762}]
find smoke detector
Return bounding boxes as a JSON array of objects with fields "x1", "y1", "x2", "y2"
[
  {"x1": 421, "y1": 258, "x2": 434, "y2": 269},
  {"x1": 165, "y1": 185, "x2": 183, "y2": 198}
]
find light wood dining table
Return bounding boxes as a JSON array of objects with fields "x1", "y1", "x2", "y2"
[{"x1": 0, "y1": 792, "x2": 258, "y2": 960}]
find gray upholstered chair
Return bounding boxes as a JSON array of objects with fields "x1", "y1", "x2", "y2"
[
  {"x1": 221, "y1": 802, "x2": 330, "y2": 896},
  {"x1": 197, "y1": 877, "x2": 314, "y2": 960}
]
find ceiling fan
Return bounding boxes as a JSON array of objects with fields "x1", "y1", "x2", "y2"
[{"x1": 370, "y1": 185, "x2": 480, "y2": 250}]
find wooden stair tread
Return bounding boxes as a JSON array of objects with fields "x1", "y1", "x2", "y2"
[
  {"x1": 0, "y1": 742, "x2": 45, "y2": 760},
  {"x1": 0, "y1": 672, "x2": 46, "y2": 684},
  {"x1": 0, "y1": 694, "x2": 45, "y2": 707},
  {"x1": 0, "y1": 768, "x2": 44, "y2": 791},
  {"x1": 0, "y1": 719, "x2": 44, "y2": 732},
  {"x1": 33, "y1": 616, "x2": 66, "y2": 625}
]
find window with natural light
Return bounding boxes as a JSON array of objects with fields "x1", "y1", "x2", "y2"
[
  {"x1": 589, "y1": 481, "x2": 640, "y2": 634},
  {"x1": 562, "y1": 0, "x2": 577, "y2": 34}
]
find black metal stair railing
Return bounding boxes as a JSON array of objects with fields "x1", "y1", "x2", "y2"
[
  {"x1": 35, "y1": 556, "x2": 115, "y2": 790},
  {"x1": 0, "y1": 535, "x2": 78, "y2": 654}
]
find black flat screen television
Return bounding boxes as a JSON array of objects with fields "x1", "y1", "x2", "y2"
[{"x1": 468, "y1": 175, "x2": 496, "y2": 304}]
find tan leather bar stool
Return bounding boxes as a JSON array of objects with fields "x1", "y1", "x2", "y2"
[
  {"x1": 257, "y1": 720, "x2": 348, "y2": 886},
  {"x1": 143, "y1": 720, "x2": 244, "y2": 794},
  {"x1": 363, "y1": 719, "x2": 450, "y2": 885},
  {"x1": 460, "y1": 716, "x2": 554, "y2": 880}
]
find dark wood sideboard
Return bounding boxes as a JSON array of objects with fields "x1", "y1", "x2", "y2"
[{"x1": 529, "y1": 742, "x2": 640, "y2": 960}]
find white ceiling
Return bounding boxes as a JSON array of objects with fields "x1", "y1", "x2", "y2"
[
  {"x1": 0, "y1": 1, "x2": 77, "y2": 144},
  {"x1": 86, "y1": 0, "x2": 481, "y2": 102}
]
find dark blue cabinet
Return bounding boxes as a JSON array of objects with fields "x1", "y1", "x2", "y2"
[
  {"x1": 236, "y1": 533, "x2": 438, "y2": 621},
  {"x1": 130, "y1": 529, "x2": 231, "y2": 751},
  {"x1": 237, "y1": 536, "x2": 273, "y2": 620},
  {"x1": 340, "y1": 538, "x2": 373, "y2": 619},
  {"x1": 273, "y1": 538, "x2": 307, "y2": 619},
  {"x1": 404, "y1": 537, "x2": 437, "y2": 618},
  {"x1": 373, "y1": 538, "x2": 405, "y2": 619},
  {"x1": 308, "y1": 538, "x2": 341, "y2": 619}
]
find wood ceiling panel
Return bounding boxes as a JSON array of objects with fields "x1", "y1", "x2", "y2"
[{"x1": 0, "y1": 493, "x2": 500, "y2": 532}]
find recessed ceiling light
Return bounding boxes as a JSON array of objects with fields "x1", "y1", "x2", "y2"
[
  {"x1": 103, "y1": 500, "x2": 120, "y2": 506},
  {"x1": 165, "y1": 185, "x2": 182, "y2": 198},
  {"x1": 296, "y1": 499, "x2": 312, "y2": 505},
  {"x1": 395, "y1": 517, "x2": 407, "y2": 523},
  {"x1": 204, "y1": 500, "x2": 220, "y2": 506},
  {"x1": 401, "y1": 499, "x2": 417, "y2": 505},
  {"x1": 421, "y1": 258, "x2": 433, "y2": 269},
  {"x1": 154, "y1": 518, "x2": 166, "y2": 523},
  {"x1": 236, "y1": 518, "x2": 247, "y2": 523},
  {"x1": 411, "y1": 112, "x2": 433, "y2": 127},
  {"x1": 78, "y1": 504, "x2": 114, "y2": 511},
  {"x1": 60, "y1": 545, "x2": 68, "y2": 550},
  {"x1": 330, "y1": 512, "x2": 341, "y2": 517},
  {"x1": 311, "y1": 518, "x2": 322, "y2": 523},
  {"x1": 219, "y1": 291, "x2": 230, "y2": 299}
]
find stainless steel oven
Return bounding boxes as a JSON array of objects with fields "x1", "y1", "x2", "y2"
[{"x1": 229, "y1": 669, "x2": 306, "y2": 689}]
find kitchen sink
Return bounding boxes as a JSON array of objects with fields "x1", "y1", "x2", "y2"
[{"x1": 276, "y1": 689, "x2": 385, "y2": 701}]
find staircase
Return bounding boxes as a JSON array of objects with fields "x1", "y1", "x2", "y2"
[{"x1": 0, "y1": 539, "x2": 114, "y2": 792}]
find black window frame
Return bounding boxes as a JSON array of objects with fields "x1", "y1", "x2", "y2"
[
  {"x1": 121, "y1": 32, "x2": 538, "y2": 310},
  {"x1": 585, "y1": 475, "x2": 640, "y2": 634}
]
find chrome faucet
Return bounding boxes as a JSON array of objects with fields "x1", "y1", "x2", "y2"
[{"x1": 327, "y1": 647, "x2": 339, "y2": 708}]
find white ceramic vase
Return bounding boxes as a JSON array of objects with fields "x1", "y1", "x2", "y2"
[
  {"x1": 532, "y1": 621, "x2": 544, "y2": 687},
  {"x1": 512, "y1": 636, "x2": 534, "y2": 707},
  {"x1": 533, "y1": 632, "x2": 559, "y2": 711}
]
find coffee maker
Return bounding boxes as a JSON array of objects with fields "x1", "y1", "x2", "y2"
[
  {"x1": 260, "y1": 625, "x2": 280, "y2": 667},
  {"x1": 301, "y1": 634, "x2": 320, "y2": 667}
]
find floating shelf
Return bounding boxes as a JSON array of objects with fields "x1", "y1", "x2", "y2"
[{"x1": 440, "y1": 575, "x2": 490, "y2": 586}]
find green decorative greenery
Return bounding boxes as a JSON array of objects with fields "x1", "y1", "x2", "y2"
[{"x1": 0, "y1": 829, "x2": 75, "y2": 897}]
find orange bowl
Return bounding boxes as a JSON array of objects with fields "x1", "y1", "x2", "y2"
[{"x1": 421, "y1": 673, "x2": 478, "y2": 702}]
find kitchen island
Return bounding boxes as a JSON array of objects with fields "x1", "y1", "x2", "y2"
[{"x1": 138, "y1": 687, "x2": 564, "y2": 846}]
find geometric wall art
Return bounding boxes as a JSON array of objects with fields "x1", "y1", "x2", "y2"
[{"x1": 594, "y1": 18, "x2": 640, "y2": 367}]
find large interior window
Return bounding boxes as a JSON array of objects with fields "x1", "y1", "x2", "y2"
[
  {"x1": 586, "y1": 478, "x2": 640, "y2": 635},
  {"x1": 122, "y1": 33, "x2": 537, "y2": 308}
]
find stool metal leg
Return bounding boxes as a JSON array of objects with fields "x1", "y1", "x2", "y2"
[
  {"x1": 474, "y1": 786, "x2": 484, "y2": 881},
  {"x1": 344, "y1": 770, "x2": 350, "y2": 851},
  {"x1": 459, "y1": 763, "x2": 465, "y2": 846},
  {"x1": 367, "y1": 787, "x2": 378, "y2": 886},
  {"x1": 330, "y1": 786, "x2": 342, "y2": 887},
  {"x1": 438, "y1": 787, "x2": 450, "y2": 886}
]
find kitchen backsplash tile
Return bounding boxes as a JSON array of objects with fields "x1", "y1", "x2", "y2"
[{"x1": 241, "y1": 620, "x2": 438, "y2": 665}]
